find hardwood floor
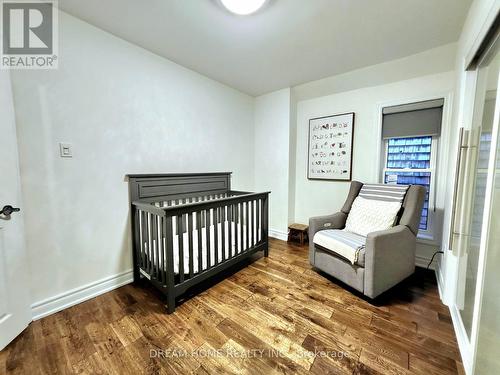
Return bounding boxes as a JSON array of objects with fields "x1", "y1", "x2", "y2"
[{"x1": 1, "y1": 238, "x2": 464, "y2": 374}]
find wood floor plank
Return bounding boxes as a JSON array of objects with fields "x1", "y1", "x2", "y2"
[
  {"x1": 220, "y1": 339, "x2": 277, "y2": 375},
  {"x1": 110, "y1": 315, "x2": 144, "y2": 347},
  {"x1": 359, "y1": 349, "x2": 411, "y2": 375},
  {"x1": 216, "y1": 318, "x2": 310, "y2": 375},
  {"x1": 370, "y1": 315, "x2": 461, "y2": 361},
  {"x1": 203, "y1": 293, "x2": 314, "y2": 369},
  {"x1": 85, "y1": 322, "x2": 124, "y2": 359},
  {"x1": 1, "y1": 239, "x2": 464, "y2": 374},
  {"x1": 302, "y1": 334, "x2": 360, "y2": 374},
  {"x1": 343, "y1": 327, "x2": 410, "y2": 369},
  {"x1": 409, "y1": 353, "x2": 459, "y2": 375}
]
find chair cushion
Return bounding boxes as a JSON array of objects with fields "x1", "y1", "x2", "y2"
[
  {"x1": 344, "y1": 196, "x2": 402, "y2": 237},
  {"x1": 313, "y1": 229, "x2": 366, "y2": 266}
]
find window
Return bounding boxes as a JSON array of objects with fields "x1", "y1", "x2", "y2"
[{"x1": 382, "y1": 136, "x2": 437, "y2": 237}]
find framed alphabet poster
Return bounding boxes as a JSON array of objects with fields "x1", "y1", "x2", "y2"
[{"x1": 307, "y1": 112, "x2": 355, "y2": 181}]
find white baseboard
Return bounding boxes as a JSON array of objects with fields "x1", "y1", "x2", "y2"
[
  {"x1": 31, "y1": 269, "x2": 133, "y2": 321},
  {"x1": 450, "y1": 304, "x2": 473, "y2": 375},
  {"x1": 435, "y1": 264, "x2": 445, "y2": 302},
  {"x1": 269, "y1": 228, "x2": 288, "y2": 241}
]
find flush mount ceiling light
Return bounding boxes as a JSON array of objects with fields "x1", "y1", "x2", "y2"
[{"x1": 220, "y1": 0, "x2": 268, "y2": 15}]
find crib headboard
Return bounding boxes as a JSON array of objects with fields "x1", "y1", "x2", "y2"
[{"x1": 127, "y1": 173, "x2": 232, "y2": 203}]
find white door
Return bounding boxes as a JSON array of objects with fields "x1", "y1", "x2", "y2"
[
  {"x1": 0, "y1": 70, "x2": 31, "y2": 350},
  {"x1": 453, "y1": 32, "x2": 500, "y2": 374}
]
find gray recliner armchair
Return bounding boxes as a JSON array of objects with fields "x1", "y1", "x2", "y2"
[{"x1": 309, "y1": 181, "x2": 426, "y2": 299}]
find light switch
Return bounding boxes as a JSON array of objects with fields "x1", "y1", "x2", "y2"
[{"x1": 59, "y1": 143, "x2": 73, "y2": 158}]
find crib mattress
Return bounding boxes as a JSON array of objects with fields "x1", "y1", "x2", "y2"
[{"x1": 143, "y1": 221, "x2": 261, "y2": 275}]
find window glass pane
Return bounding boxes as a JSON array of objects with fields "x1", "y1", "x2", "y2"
[
  {"x1": 384, "y1": 171, "x2": 431, "y2": 230},
  {"x1": 387, "y1": 136, "x2": 432, "y2": 169}
]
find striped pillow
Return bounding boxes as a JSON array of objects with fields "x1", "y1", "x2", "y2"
[{"x1": 358, "y1": 184, "x2": 409, "y2": 203}]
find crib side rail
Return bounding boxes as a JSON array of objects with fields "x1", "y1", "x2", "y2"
[
  {"x1": 164, "y1": 191, "x2": 269, "y2": 290},
  {"x1": 169, "y1": 192, "x2": 267, "y2": 214},
  {"x1": 131, "y1": 203, "x2": 166, "y2": 287}
]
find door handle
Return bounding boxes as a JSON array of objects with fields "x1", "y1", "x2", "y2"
[{"x1": 0, "y1": 205, "x2": 20, "y2": 218}]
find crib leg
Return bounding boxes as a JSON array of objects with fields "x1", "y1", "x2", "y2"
[
  {"x1": 264, "y1": 246, "x2": 269, "y2": 257},
  {"x1": 133, "y1": 266, "x2": 144, "y2": 284},
  {"x1": 166, "y1": 294, "x2": 176, "y2": 314}
]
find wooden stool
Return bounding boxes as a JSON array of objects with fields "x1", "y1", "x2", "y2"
[{"x1": 288, "y1": 224, "x2": 309, "y2": 245}]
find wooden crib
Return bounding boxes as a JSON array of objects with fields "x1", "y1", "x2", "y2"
[{"x1": 128, "y1": 173, "x2": 269, "y2": 313}]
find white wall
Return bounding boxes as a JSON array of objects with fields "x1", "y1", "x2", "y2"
[
  {"x1": 292, "y1": 71, "x2": 455, "y2": 264},
  {"x1": 252, "y1": 44, "x2": 458, "y2": 242},
  {"x1": 254, "y1": 88, "x2": 291, "y2": 236},
  {"x1": 11, "y1": 12, "x2": 255, "y2": 307}
]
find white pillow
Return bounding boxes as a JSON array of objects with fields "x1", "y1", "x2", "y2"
[{"x1": 344, "y1": 196, "x2": 402, "y2": 237}]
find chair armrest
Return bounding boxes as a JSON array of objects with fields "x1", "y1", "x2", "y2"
[
  {"x1": 364, "y1": 225, "x2": 416, "y2": 298},
  {"x1": 308, "y1": 212, "x2": 347, "y2": 264},
  {"x1": 309, "y1": 212, "x2": 347, "y2": 235}
]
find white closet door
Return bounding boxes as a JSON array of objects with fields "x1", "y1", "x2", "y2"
[
  {"x1": 474, "y1": 97, "x2": 500, "y2": 375},
  {"x1": 0, "y1": 71, "x2": 31, "y2": 350},
  {"x1": 456, "y1": 38, "x2": 500, "y2": 339},
  {"x1": 453, "y1": 33, "x2": 500, "y2": 375}
]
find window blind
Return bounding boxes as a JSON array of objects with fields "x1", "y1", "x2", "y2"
[{"x1": 382, "y1": 99, "x2": 444, "y2": 139}]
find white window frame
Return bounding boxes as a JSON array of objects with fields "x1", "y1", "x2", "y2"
[{"x1": 382, "y1": 136, "x2": 439, "y2": 241}]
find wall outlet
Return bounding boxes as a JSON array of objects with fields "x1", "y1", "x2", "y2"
[{"x1": 59, "y1": 143, "x2": 73, "y2": 158}]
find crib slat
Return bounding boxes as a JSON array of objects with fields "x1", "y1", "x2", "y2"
[
  {"x1": 148, "y1": 213, "x2": 154, "y2": 274},
  {"x1": 245, "y1": 201, "x2": 248, "y2": 249},
  {"x1": 207, "y1": 209, "x2": 212, "y2": 269},
  {"x1": 177, "y1": 214, "x2": 184, "y2": 283},
  {"x1": 221, "y1": 205, "x2": 226, "y2": 262},
  {"x1": 142, "y1": 211, "x2": 147, "y2": 272},
  {"x1": 234, "y1": 204, "x2": 238, "y2": 253},
  {"x1": 182, "y1": 200, "x2": 187, "y2": 228},
  {"x1": 159, "y1": 216, "x2": 165, "y2": 285},
  {"x1": 252, "y1": 200, "x2": 255, "y2": 246},
  {"x1": 253, "y1": 200, "x2": 256, "y2": 246},
  {"x1": 214, "y1": 207, "x2": 219, "y2": 266},
  {"x1": 188, "y1": 212, "x2": 194, "y2": 279},
  {"x1": 248, "y1": 201, "x2": 251, "y2": 249},
  {"x1": 164, "y1": 216, "x2": 175, "y2": 312},
  {"x1": 138, "y1": 210, "x2": 143, "y2": 270},
  {"x1": 238, "y1": 202, "x2": 245, "y2": 252},
  {"x1": 144, "y1": 211, "x2": 149, "y2": 272},
  {"x1": 241, "y1": 203, "x2": 244, "y2": 252},
  {"x1": 228, "y1": 204, "x2": 233, "y2": 259},
  {"x1": 257, "y1": 199, "x2": 261, "y2": 242},
  {"x1": 152, "y1": 214, "x2": 159, "y2": 279},
  {"x1": 249, "y1": 200, "x2": 253, "y2": 247},
  {"x1": 245, "y1": 201, "x2": 250, "y2": 250},
  {"x1": 197, "y1": 211, "x2": 203, "y2": 274},
  {"x1": 252, "y1": 200, "x2": 259, "y2": 245}
]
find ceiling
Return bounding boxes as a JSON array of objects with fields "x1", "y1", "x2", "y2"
[{"x1": 59, "y1": 0, "x2": 472, "y2": 96}]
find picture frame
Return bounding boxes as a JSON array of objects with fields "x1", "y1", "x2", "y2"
[{"x1": 307, "y1": 112, "x2": 355, "y2": 181}]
